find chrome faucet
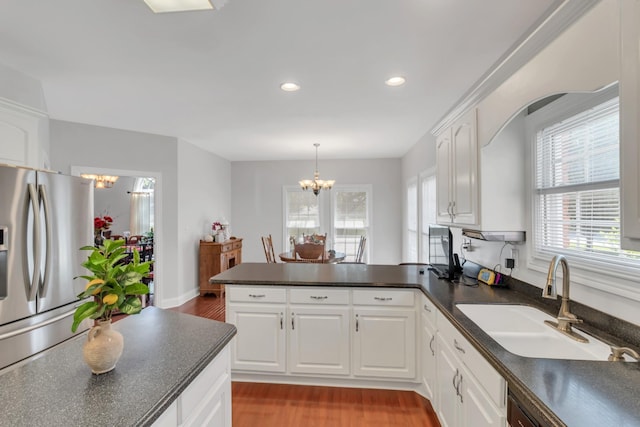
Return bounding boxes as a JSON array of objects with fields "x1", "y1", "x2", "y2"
[{"x1": 541, "y1": 255, "x2": 588, "y2": 343}]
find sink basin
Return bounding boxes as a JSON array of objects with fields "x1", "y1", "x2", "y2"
[{"x1": 456, "y1": 304, "x2": 622, "y2": 361}]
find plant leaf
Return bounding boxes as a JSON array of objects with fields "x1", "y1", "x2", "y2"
[
  {"x1": 119, "y1": 296, "x2": 143, "y2": 315},
  {"x1": 71, "y1": 301, "x2": 99, "y2": 332}
]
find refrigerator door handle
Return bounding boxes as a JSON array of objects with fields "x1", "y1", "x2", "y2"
[
  {"x1": 38, "y1": 184, "x2": 52, "y2": 297},
  {"x1": 26, "y1": 183, "x2": 41, "y2": 301},
  {"x1": 0, "y1": 309, "x2": 76, "y2": 341}
]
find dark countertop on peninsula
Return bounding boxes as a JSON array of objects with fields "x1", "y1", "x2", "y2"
[
  {"x1": 212, "y1": 262, "x2": 640, "y2": 427},
  {"x1": 0, "y1": 307, "x2": 236, "y2": 427}
]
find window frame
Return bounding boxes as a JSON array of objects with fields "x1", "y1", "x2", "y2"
[
  {"x1": 406, "y1": 177, "x2": 418, "y2": 263},
  {"x1": 283, "y1": 184, "x2": 372, "y2": 262},
  {"x1": 525, "y1": 85, "x2": 640, "y2": 299},
  {"x1": 419, "y1": 168, "x2": 437, "y2": 264}
]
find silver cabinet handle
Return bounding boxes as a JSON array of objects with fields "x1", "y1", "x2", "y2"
[
  {"x1": 310, "y1": 295, "x2": 328, "y2": 300},
  {"x1": 355, "y1": 314, "x2": 359, "y2": 332},
  {"x1": 451, "y1": 201, "x2": 456, "y2": 217},
  {"x1": 374, "y1": 297, "x2": 392, "y2": 301},
  {"x1": 429, "y1": 335, "x2": 435, "y2": 357},
  {"x1": 454, "y1": 339, "x2": 466, "y2": 354},
  {"x1": 248, "y1": 294, "x2": 266, "y2": 298},
  {"x1": 457, "y1": 373, "x2": 463, "y2": 403},
  {"x1": 291, "y1": 312, "x2": 295, "y2": 330},
  {"x1": 452, "y1": 369, "x2": 458, "y2": 392},
  {"x1": 280, "y1": 312, "x2": 283, "y2": 330},
  {"x1": 423, "y1": 304, "x2": 431, "y2": 313}
]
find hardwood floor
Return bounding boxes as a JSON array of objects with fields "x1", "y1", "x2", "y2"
[{"x1": 171, "y1": 295, "x2": 440, "y2": 427}]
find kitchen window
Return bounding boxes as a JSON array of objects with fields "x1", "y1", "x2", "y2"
[
  {"x1": 530, "y1": 86, "x2": 640, "y2": 274},
  {"x1": 284, "y1": 185, "x2": 371, "y2": 262}
]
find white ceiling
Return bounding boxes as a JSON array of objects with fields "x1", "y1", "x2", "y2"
[{"x1": 0, "y1": 0, "x2": 559, "y2": 161}]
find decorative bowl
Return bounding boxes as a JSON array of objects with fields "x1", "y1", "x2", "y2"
[{"x1": 295, "y1": 243, "x2": 324, "y2": 259}]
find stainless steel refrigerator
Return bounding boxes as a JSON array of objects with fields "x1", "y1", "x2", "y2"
[{"x1": 0, "y1": 164, "x2": 93, "y2": 371}]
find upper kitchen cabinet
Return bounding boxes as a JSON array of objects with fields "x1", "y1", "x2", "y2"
[
  {"x1": 436, "y1": 109, "x2": 478, "y2": 226},
  {"x1": 620, "y1": 0, "x2": 640, "y2": 250},
  {"x1": 0, "y1": 100, "x2": 49, "y2": 169}
]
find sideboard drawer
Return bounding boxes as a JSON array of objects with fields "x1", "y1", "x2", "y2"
[{"x1": 227, "y1": 286, "x2": 286, "y2": 303}]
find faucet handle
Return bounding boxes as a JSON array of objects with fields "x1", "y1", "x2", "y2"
[
  {"x1": 557, "y1": 315, "x2": 582, "y2": 325},
  {"x1": 608, "y1": 346, "x2": 640, "y2": 361}
]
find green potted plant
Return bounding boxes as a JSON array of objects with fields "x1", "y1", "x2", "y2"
[{"x1": 72, "y1": 239, "x2": 152, "y2": 374}]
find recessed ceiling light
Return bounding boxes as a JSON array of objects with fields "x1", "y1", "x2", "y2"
[
  {"x1": 280, "y1": 82, "x2": 300, "y2": 92},
  {"x1": 143, "y1": 0, "x2": 214, "y2": 13},
  {"x1": 385, "y1": 76, "x2": 406, "y2": 87}
]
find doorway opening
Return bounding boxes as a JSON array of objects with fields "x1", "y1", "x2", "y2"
[{"x1": 71, "y1": 166, "x2": 163, "y2": 307}]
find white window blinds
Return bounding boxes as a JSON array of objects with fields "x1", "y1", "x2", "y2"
[
  {"x1": 534, "y1": 97, "x2": 640, "y2": 265},
  {"x1": 333, "y1": 189, "x2": 370, "y2": 262}
]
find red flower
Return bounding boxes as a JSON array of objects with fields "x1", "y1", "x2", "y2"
[{"x1": 94, "y1": 215, "x2": 113, "y2": 234}]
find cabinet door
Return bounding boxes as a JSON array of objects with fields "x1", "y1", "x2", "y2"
[
  {"x1": 421, "y1": 309, "x2": 437, "y2": 402},
  {"x1": 460, "y1": 365, "x2": 506, "y2": 427},
  {"x1": 450, "y1": 109, "x2": 478, "y2": 226},
  {"x1": 436, "y1": 128, "x2": 453, "y2": 224},
  {"x1": 227, "y1": 304, "x2": 286, "y2": 372},
  {"x1": 436, "y1": 335, "x2": 460, "y2": 427},
  {"x1": 288, "y1": 306, "x2": 350, "y2": 375},
  {"x1": 352, "y1": 308, "x2": 416, "y2": 379},
  {"x1": 620, "y1": 0, "x2": 640, "y2": 249}
]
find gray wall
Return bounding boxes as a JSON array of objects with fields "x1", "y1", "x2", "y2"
[
  {"x1": 49, "y1": 120, "x2": 231, "y2": 308},
  {"x1": 231, "y1": 158, "x2": 403, "y2": 264}
]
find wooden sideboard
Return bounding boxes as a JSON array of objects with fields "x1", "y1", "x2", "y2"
[{"x1": 199, "y1": 238, "x2": 242, "y2": 297}]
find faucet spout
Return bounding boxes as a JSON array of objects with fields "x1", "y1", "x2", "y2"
[{"x1": 542, "y1": 254, "x2": 588, "y2": 343}]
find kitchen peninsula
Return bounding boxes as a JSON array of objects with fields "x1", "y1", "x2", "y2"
[
  {"x1": 0, "y1": 307, "x2": 236, "y2": 427},
  {"x1": 211, "y1": 262, "x2": 640, "y2": 427}
]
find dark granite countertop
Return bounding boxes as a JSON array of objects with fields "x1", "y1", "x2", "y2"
[
  {"x1": 0, "y1": 307, "x2": 236, "y2": 427},
  {"x1": 212, "y1": 263, "x2": 640, "y2": 427}
]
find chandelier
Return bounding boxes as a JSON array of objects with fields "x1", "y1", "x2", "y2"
[
  {"x1": 299, "y1": 143, "x2": 335, "y2": 196},
  {"x1": 81, "y1": 174, "x2": 119, "y2": 189}
]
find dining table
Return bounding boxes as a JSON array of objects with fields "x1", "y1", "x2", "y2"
[{"x1": 279, "y1": 251, "x2": 346, "y2": 264}]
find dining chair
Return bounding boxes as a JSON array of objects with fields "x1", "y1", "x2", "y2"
[{"x1": 261, "y1": 235, "x2": 277, "y2": 263}]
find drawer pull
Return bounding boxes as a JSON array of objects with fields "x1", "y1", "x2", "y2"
[
  {"x1": 248, "y1": 294, "x2": 266, "y2": 298},
  {"x1": 310, "y1": 295, "x2": 328, "y2": 300},
  {"x1": 423, "y1": 304, "x2": 432, "y2": 312},
  {"x1": 429, "y1": 335, "x2": 435, "y2": 356},
  {"x1": 374, "y1": 297, "x2": 393, "y2": 301},
  {"x1": 454, "y1": 339, "x2": 466, "y2": 354},
  {"x1": 355, "y1": 314, "x2": 359, "y2": 332},
  {"x1": 291, "y1": 312, "x2": 295, "y2": 330},
  {"x1": 280, "y1": 312, "x2": 283, "y2": 330}
]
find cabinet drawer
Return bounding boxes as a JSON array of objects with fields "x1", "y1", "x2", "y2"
[
  {"x1": 227, "y1": 286, "x2": 286, "y2": 303},
  {"x1": 290, "y1": 287, "x2": 349, "y2": 305},
  {"x1": 437, "y1": 311, "x2": 505, "y2": 408},
  {"x1": 353, "y1": 289, "x2": 415, "y2": 307},
  {"x1": 221, "y1": 243, "x2": 233, "y2": 252},
  {"x1": 232, "y1": 240, "x2": 242, "y2": 249}
]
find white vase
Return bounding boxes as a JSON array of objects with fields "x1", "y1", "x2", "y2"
[{"x1": 82, "y1": 319, "x2": 124, "y2": 375}]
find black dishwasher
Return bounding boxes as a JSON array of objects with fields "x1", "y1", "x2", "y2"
[{"x1": 508, "y1": 393, "x2": 540, "y2": 427}]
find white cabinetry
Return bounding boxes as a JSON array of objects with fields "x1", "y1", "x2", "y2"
[
  {"x1": 152, "y1": 346, "x2": 232, "y2": 427},
  {"x1": 0, "y1": 100, "x2": 49, "y2": 168},
  {"x1": 288, "y1": 288, "x2": 350, "y2": 376},
  {"x1": 620, "y1": 0, "x2": 640, "y2": 250},
  {"x1": 436, "y1": 109, "x2": 479, "y2": 226},
  {"x1": 226, "y1": 287, "x2": 286, "y2": 373},
  {"x1": 435, "y1": 311, "x2": 506, "y2": 427},
  {"x1": 352, "y1": 289, "x2": 417, "y2": 379},
  {"x1": 420, "y1": 294, "x2": 438, "y2": 402}
]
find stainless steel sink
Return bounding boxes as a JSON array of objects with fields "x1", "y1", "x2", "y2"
[{"x1": 456, "y1": 304, "x2": 626, "y2": 361}]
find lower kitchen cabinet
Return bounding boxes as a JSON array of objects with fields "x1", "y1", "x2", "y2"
[
  {"x1": 435, "y1": 311, "x2": 506, "y2": 427},
  {"x1": 152, "y1": 346, "x2": 232, "y2": 427},
  {"x1": 352, "y1": 307, "x2": 416, "y2": 379},
  {"x1": 288, "y1": 305, "x2": 350, "y2": 375},
  {"x1": 420, "y1": 294, "x2": 438, "y2": 402},
  {"x1": 227, "y1": 304, "x2": 286, "y2": 373}
]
